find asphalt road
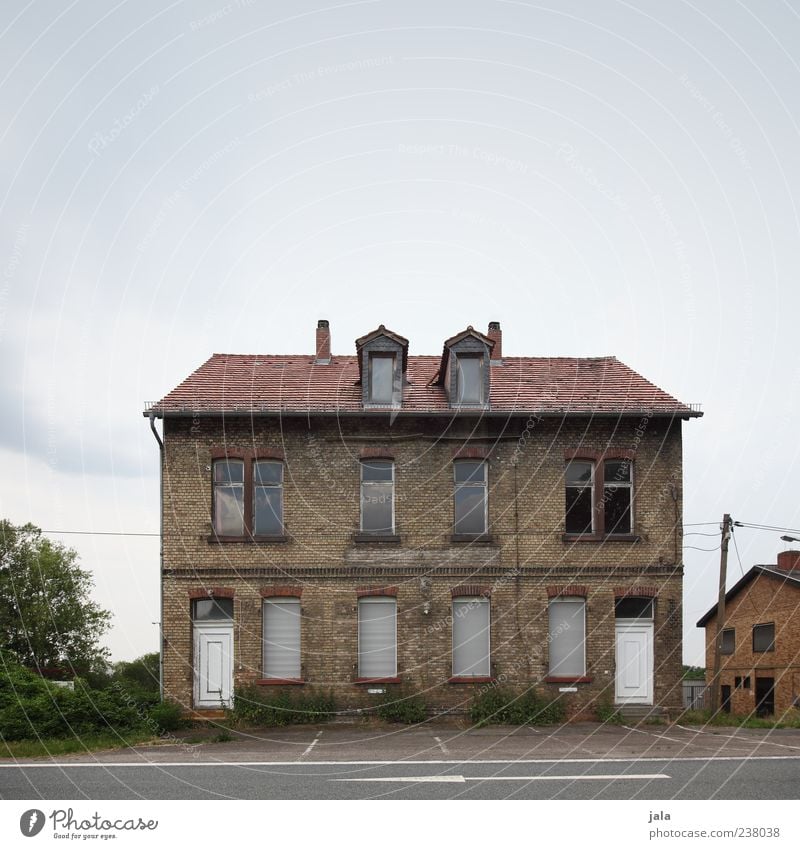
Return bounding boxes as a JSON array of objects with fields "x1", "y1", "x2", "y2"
[{"x1": 2, "y1": 723, "x2": 800, "y2": 799}]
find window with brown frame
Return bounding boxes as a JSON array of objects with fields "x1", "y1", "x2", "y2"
[
  {"x1": 212, "y1": 457, "x2": 284, "y2": 538},
  {"x1": 564, "y1": 456, "x2": 634, "y2": 536}
]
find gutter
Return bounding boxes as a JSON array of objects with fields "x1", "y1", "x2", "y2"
[{"x1": 149, "y1": 412, "x2": 164, "y2": 700}]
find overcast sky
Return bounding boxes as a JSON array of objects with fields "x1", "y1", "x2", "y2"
[{"x1": 1, "y1": 0, "x2": 799, "y2": 665}]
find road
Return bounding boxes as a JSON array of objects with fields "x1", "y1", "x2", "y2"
[{"x1": 2, "y1": 723, "x2": 800, "y2": 799}]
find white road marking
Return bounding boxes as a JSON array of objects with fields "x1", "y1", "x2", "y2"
[
  {"x1": 299, "y1": 730, "x2": 323, "y2": 759},
  {"x1": 433, "y1": 735, "x2": 449, "y2": 755},
  {"x1": 334, "y1": 773, "x2": 669, "y2": 783},
  {"x1": 3, "y1": 754, "x2": 799, "y2": 768}
]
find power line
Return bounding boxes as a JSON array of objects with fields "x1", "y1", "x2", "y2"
[
  {"x1": 734, "y1": 521, "x2": 800, "y2": 535},
  {"x1": 42, "y1": 530, "x2": 159, "y2": 537}
]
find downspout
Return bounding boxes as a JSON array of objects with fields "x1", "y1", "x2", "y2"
[{"x1": 149, "y1": 412, "x2": 164, "y2": 700}]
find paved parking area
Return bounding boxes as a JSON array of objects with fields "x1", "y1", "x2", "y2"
[{"x1": 9, "y1": 721, "x2": 800, "y2": 765}]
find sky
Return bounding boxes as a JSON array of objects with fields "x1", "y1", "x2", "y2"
[{"x1": 1, "y1": 0, "x2": 799, "y2": 665}]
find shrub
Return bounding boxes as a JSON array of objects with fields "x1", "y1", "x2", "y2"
[
  {"x1": 595, "y1": 700, "x2": 623, "y2": 725},
  {"x1": 148, "y1": 700, "x2": 184, "y2": 733},
  {"x1": 227, "y1": 687, "x2": 336, "y2": 727},
  {"x1": 470, "y1": 687, "x2": 565, "y2": 727},
  {"x1": 374, "y1": 690, "x2": 427, "y2": 724}
]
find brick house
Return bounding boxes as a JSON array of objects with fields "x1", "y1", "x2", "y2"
[
  {"x1": 145, "y1": 320, "x2": 700, "y2": 718},
  {"x1": 697, "y1": 550, "x2": 800, "y2": 717}
]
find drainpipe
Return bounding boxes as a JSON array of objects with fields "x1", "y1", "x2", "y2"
[{"x1": 149, "y1": 412, "x2": 164, "y2": 700}]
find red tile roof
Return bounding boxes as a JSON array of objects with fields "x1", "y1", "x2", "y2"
[{"x1": 147, "y1": 353, "x2": 700, "y2": 418}]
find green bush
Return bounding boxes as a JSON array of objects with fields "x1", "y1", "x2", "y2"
[
  {"x1": 595, "y1": 700, "x2": 623, "y2": 725},
  {"x1": 470, "y1": 687, "x2": 565, "y2": 727},
  {"x1": 374, "y1": 690, "x2": 427, "y2": 724},
  {"x1": 227, "y1": 687, "x2": 336, "y2": 727},
  {"x1": 148, "y1": 700, "x2": 184, "y2": 733}
]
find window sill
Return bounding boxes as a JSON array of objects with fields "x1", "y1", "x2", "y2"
[
  {"x1": 256, "y1": 678, "x2": 305, "y2": 686},
  {"x1": 448, "y1": 676, "x2": 496, "y2": 684},
  {"x1": 545, "y1": 676, "x2": 593, "y2": 684},
  {"x1": 353, "y1": 533, "x2": 401, "y2": 544},
  {"x1": 207, "y1": 534, "x2": 289, "y2": 544},
  {"x1": 450, "y1": 533, "x2": 494, "y2": 544},
  {"x1": 354, "y1": 677, "x2": 401, "y2": 685},
  {"x1": 562, "y1": 533, "x2": 640, "y2": 543}
]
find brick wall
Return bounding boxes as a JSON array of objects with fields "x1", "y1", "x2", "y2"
[{"x1": 160, "y1": 412, "x2": 685, "y2": 715}]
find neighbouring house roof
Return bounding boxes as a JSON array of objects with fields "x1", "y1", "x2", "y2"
[
  {"x1": 146, "y1": 352, "x2": 701, "y2": 418},
  {"x1": 696, "y1": 566, "x2": 800, "y2": 627}
]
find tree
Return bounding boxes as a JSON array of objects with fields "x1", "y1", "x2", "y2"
[{"x1": 0, "y1": 520, "x2": 111, "y2": 674}]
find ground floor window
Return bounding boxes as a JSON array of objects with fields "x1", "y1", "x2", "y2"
[
  {"x1": 358, "y1": 597, "x2": 397, "y2": 678},
  {"x1": 548, "y1": 597, "x2": 586, "y2": 677},
  {"x1": 262, "y1": 598, "x2": 301, "y2": 679},
  {"x1": 452, "y1": 597, "x2": 490, "y2": 677}
]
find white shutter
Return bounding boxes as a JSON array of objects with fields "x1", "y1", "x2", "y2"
[
  {"x1": 548, "y1": 598, "x2": 586, "y2": 676},
  {"x1": 263, "y1": 599, "x2": 301, "y2": 679},
  {"x1": 452, "y1": 598, "x2": 490, "y2": 676},
  {"x1": 358, "y1": 598, "x2": 397, "y2": 678}
]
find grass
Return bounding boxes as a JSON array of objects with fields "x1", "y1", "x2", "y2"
[
  {"x1": 677, "y1": 708, "x2": 800, "y2": 729},
  {"x1": 0, "y1": 729, "x2": 159, "y2": 759}
]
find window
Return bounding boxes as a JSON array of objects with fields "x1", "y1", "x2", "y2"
[
  {"x1": 211, "y1": 456, "x2": 285, "y2": 538},
  {"x1": 720, "y1": 628, "x2": 735, "y2": 655},
  {"x1": 213, "y1": 460, "x2": 244, "y2": 536},
  {"x1": 369, "y1": 353, "x2": 395, "y2": 404},
  {"x1": 452, "y1": 597, "x2": 490, "y2": 677},
  {"x1": 192, "y1": 597, "x2": 233, "y2": 621},
  {"x1": 753, "y1": 623, "x2": 775, "y2": 653},
  {"x1": 614, "y1": 597, "x2": 654, "y2": 620},
  {"x1": 358, "y1": 597, "x2": 397, "y2": 678},
  {"x1": 254, "y1": 461, "x2": 283, "y2": 536},
  {"x1": 564, "y1": 456, "x2": 634, "y2": 536},
  {"x1": 455, "y1": 355, "x2": 483, "y2": 404},
  {"x1": 454, "y1": 460, "x2": 488, "y2": 535},
  {"x1": 603, "y1": 460, "x2": 632, "y2": 534},
  {"x1": 565, "y1": 461, "x2": 593, "y2": 535},
  {"x1": 262, "y1": 598, "x2": 301, "y2": 679},
  {"x1": 548, "y1": 597, "x2": 586, "y2": 677},
  {"x1": 360, "y1": 460, "x2": 394, "y2": 534}
]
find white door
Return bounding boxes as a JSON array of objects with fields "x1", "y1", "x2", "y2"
[
  {"x1": 193, "y1": 626, "x2": 234, "y2": 708},
  {"x1": 615, "y1": 623, "x2": 653, "y2": 704}
]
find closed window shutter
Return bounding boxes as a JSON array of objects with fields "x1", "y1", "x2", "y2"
[
  {"x1": 452, "y1": 598, "x2": 490, "y2": 676},
  {"x1": 358, "y1": 598, "x2": 396, "y2": 678},
  {"x1": 548, "y1": 598, "x2": 585, "y2": 676},
  {"x1": 263, "y1": 599, "x2": 301, "y2": 678}
]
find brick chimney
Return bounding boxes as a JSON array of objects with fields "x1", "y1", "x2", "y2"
[
  {"x1": 776, "y1": 550, "x2": 800, "y2": 573},
  {"x1": 315, "y1": 319, "x2": 331, "y2": 363},
  {"x1": 487, "y1": 321, "x2": 502, "y2": 364}
]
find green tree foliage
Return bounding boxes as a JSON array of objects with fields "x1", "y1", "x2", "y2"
[{"x1": 0, "y1": 520, "x2": 111, "y2": 674}]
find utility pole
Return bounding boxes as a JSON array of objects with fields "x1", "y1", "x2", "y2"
[{"x1": 708, "y1": 513, "x2": 732, "y2": 713}]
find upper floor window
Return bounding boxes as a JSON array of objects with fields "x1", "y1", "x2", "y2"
[
  {"x1": 213, "y1": 460, "x2": 245, "y2": 536},
  {"x1": 565, "y1": 460, "x2": 593, "y2": 535},
  {"x1": 212, "y1": 456, "x2": 284, "y2": 538},
  {"x1": 455, "y1": 355, "x2": 483, "y2": 404},
  {"x1": 603, "y1": 460, "x2": 632, "y2": 534},
  {"x1": 454, "y1": 460, "x2": 488, "y2": 535},
  {"x1": 360, "y1": 460, "x2": 394, "y2": 534},
  {"x1": 565, "y1": 457, "x2": 634, "y2": 536},
  {"x1": 254, "y1": 461, "x2": 283, "y2": 536},
  {"x1": 720, "y1": 628, "x2": 735, "y2": 655},
  {"x1": 753, "y1": 622, "x2": 775, "y2": 653},
  {"x1": 368, "y1": 353, "x2": 395, "y2": 404}
]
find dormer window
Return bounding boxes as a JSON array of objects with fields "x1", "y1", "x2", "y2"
[
  {"x1": 456, "y1": 355, "x2": 483, "y2": 404},
  {"x1": 355, "y1": 325, "x2": 409, "y2": 409},
  {"x1": 369, "y1": 353, "x2": 395, "y2": 404}
]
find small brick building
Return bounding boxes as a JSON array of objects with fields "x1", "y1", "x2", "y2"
[
  {"x1": 145, "y1": 320, "x2": 700, "y2": 718},
  {"x1": 698, "y1": 551, "x2": 800, "y2": 717}
]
